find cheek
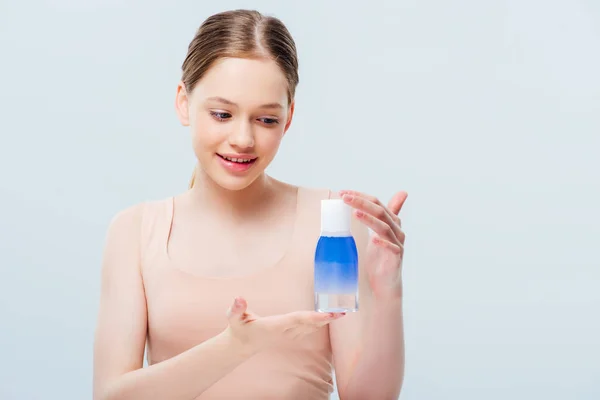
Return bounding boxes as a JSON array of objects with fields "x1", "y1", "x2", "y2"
[
  {"x1": 191, "y1": 117, "x2": 223, "y2": 150},
  {"x1": 256, "y1": 128, "x2": 285, "y2": 152}
]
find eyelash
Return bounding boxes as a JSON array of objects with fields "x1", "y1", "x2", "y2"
[{"x1": 210, "y1": 111, "x2": 279, "y2": 125}]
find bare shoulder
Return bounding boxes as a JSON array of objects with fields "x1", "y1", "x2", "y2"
[
  {"x1": 106, "y1": 202, "x2": 146, "y2": 238},
  {"x1": 106, "y1": 196, "x2": 172, "y2": 233},
  {"x1": 101, "y1": 201, "x2": 158, "y2": 270}
]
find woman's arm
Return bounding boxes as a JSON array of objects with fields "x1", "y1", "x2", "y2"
[
  {"x1": 329, "y1": 195, "x2": 405, "y2": 400},
  {"x1": 93, "y1": 205, "x2": 254, "y2": 400},
  {"x1": 330, "y1": 293, "x2": 405, "y2": 400}
]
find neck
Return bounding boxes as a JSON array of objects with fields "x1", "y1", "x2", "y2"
[{"x1": 188, "y1": 165, "x2": 276, "y2": 216}]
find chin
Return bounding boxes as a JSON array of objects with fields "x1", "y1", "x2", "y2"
[
  {"x1": 206, "y1": 163, "x2": 267, "y2": 192},
  {"x1": 212, "y1": 173, "x2": 262, "y2": 191}
]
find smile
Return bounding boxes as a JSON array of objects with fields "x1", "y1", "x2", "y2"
[
  {"x1": 216, "y1": 154, "x2": 258, "y2": 172},
  {"x1": 218, "y1": 154, "x2": 256, "y2": 164}
]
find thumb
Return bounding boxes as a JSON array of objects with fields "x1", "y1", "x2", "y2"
[{"x1": 227, "y1": 297, "x2": 247, "y2": 321}]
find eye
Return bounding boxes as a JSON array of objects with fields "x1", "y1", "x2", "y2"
[
  {"x1": 258, "y1": 117, "x2": 279, "y2": 125},
  {"x1": 210, "y1": 111, "x2": 232, "y2": 121}
]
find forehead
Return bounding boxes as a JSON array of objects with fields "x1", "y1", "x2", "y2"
[{"x1": 192, "y1": 57, "x2": 289, "y2": 106}]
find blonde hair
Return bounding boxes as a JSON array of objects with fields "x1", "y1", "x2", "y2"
[
  {"x1": 181, "y1": 9, "x2": 300, "y2": 188},
  {"x1": 189, "y1": 167, "x2": 197, "y2": 189}
]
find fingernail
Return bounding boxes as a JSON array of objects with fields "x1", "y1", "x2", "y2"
[{"x1": 344, "y1": 195, "x2": 353, "y2": 202}]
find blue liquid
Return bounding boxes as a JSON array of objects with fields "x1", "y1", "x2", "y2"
[{"x1": 314, "y1": 235, "x2": 359, "y2": 312}]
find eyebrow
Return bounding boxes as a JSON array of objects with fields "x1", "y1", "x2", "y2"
[{"x1": 206, "y1": 96, "x2": 284, "y2": 110}]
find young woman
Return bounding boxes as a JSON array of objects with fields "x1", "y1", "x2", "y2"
[{"x1": 93, "y1": 9, "x2": 407, "y2": 400}]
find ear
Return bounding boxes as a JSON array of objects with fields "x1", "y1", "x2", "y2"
[
  {"x1": 175, "y1": 81, "x2": 190, "y2": 126},
  {"x1": 283, "y1": 100, "x2": 295, "y2": 135}
]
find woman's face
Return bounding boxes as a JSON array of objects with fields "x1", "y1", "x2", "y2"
[{"x1": 175, "y1": 57, "x2": 294, "y2": 191}]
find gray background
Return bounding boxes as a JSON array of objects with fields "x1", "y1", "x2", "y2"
[{"x1": 1, "y1": 0, "x2": 599, "y2": 399}]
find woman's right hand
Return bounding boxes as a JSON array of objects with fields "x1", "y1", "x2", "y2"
[{"x1": 224, "y1": 297, "x2": 345, "y2": 354}]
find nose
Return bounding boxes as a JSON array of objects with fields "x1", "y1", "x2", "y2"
[{"x1": 227, "y1": 121, "x2": 255, "y2": 150}]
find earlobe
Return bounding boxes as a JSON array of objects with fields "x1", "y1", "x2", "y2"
[{"x1": 175, "y1": 81, "x2": 190, "y2": 126}]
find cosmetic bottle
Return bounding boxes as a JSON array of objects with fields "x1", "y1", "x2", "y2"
[{"x1": 314, "y1": 199, "x2": 359, "y2": 312}]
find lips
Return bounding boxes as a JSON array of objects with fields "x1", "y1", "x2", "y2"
[{"x1": 216, "y1": 153, "x2": 258, "y2": 173}]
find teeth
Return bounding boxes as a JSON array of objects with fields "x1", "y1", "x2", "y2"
[{"x1": 222, "y1": 155, "x2": 254, "y2": 163}]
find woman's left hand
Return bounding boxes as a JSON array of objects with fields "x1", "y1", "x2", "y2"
[{"x1": 340, "y1": 190, "x2": 408, "y2": 300}]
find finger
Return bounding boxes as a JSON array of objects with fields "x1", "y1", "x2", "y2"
[
  {"x1": 300, "y1": 311, "x2": 346, "y2": 322},
  {"x1": 343, "y1": 194, "x2": 403, "y2": 242},
  {"x1": 353, "y1": 208, "x2": 398, "y2": 243},
  {"x1": 341, "y1": 191, "x2": 403, "y2": 237},
  {"x1": 227, "y1": 297, "x2": 246, "y2": 316},
  {"x1": 227, "y1": 297, "x2": 250, "y2": 322},
  {"x1": 387, "y1": 191, "x2": 408, "y2": 216},
  {"x1": 342, "y1": 193, "x2": 388, "y2": 222},
  {"x1": 397, "y1": 228, "x2": 406, "y2": 245},
  {"x1": 341, "y1": 189, "x2": 407, "y2": 218},
  {"x1": 372, "y1": 235, "x2": 403, "y2": 255},
  {"x1": 314, "y1": 312, "x2": 346, "y2": 326},
  {"x1": 339, "y1": 190, "x2": 380, "y2": 206},
  {"x1": 288, "y1": 311, "x2": 345, "y2": 327}
]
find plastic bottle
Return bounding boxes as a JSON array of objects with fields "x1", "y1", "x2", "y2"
[{"x1": 314, "y1": 199, "x2": 359, "y2": 312}]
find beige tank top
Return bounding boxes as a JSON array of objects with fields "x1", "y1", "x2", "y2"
[{"x1": 139, "y1": 187, "x2": 335, "y2": 399}]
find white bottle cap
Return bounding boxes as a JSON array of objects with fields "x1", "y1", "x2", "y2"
[{"x1": 321, "y1": 199, "x2": 352, "y2": 235}]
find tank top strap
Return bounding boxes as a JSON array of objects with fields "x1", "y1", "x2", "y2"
[{"x1": 139, "y1": 197, "x2": 173, "y2": 272}]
